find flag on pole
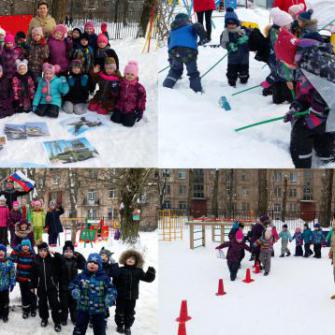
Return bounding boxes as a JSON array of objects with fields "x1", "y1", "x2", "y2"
[{"x1": 8, "y1": 171, "x2": 35, "y2": 191}]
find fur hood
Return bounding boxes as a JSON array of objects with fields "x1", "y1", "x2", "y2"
[
  {"x1": 119, "y1": 249, "x2": 144, "y2": 269},
  {"x1": 15, "y1": 221, "x2": 33, "y2": 238}
]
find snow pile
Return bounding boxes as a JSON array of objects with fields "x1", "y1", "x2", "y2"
[
  {"x1": 159, "y1": 228, "x2": 334, "y2": 335},
  {"x1": 0, "y1": 38, "x2": 158, "y2": 168},
  {"x1": 2, "y1": 231, "x2": 158, "y2": 335}
]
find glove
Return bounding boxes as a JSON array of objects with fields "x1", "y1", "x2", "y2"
[
  {"x1": 135, "y1": 109, "x2": 143, "y2": 122},
  {"x1": 283, "y1": 111, "x2": 294, "y2": 123},
  {"x1": 198, "y1": 38, "x2": 209, "y2": 46},
  {"x1": 227, "y1": 42, "x2": 238, "y2": 53},
  {"x1": 237, "y1": 34, "x2": 249, "y2": 45},
  {"x1": 10, "y1": 285, "x2": 14, "y2": 292},
  {"x1": 147, "y1": 266, "x2": 156, "y2": 274},
  {"x1": 72, "y1": 288, "x2": 80, "y2": 300}
]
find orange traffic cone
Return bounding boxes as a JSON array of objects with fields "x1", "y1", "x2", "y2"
[
  {"x1": 253, "y1": 262, "x2": 261, "y2": 274},
  {"x1": 242, "y1": 268, "x2": 254, "y2": 283},
  {"x1": 177, "y1": 322, "x2": 187, "y2": 335},
  {"x1": 176, "y1": 300, "x2": 192, "y2": 322},
  {"x1": 215, "y1": 279, "x2": 226, "y2": 296}
]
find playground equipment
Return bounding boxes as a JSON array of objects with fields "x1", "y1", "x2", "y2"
[{"x1": 159, "y1": 209, "x2": 184, "y2": 241}]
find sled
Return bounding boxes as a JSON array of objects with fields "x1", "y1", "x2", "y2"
[{"x1": 241, "y1": 21, "x2": 259, "y2": 30}]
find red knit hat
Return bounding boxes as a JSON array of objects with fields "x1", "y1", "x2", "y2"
[
  {"x1": 4, "y1": 33, "x2": 14, "y2": 44},
  {"x1": 274, "y1": 28, "x2": 300, "y2": 67},
  {"x1": 97, "y1": 33, "x2": 108, "y2": 45},
  {"x1": 101, "y1": 22, "x2": 108, "y2": 33}
]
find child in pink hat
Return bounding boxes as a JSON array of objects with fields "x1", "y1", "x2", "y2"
[
  {"x1": 111, "y1": 60, "x2": 147, "y2": 127},
  {"x1": 94, "y1": 33, "x2": 119, "y2": 69},
  {"x1": 84, "y1": 21, "x2": 98, "y2": 50}
]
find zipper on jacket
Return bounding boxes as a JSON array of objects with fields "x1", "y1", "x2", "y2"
[{"x1": 43, "y1": 259, "x2": 47, "y2": 291}]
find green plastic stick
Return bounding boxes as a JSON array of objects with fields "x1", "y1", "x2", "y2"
[
  {"x1": 159, "y1": 65, "x2": 170, "y2": 74},
  {"x1": 232, "y1": 84, "x2": 261, "y2": 96},
  {"x1": 319, "y1": 18, "x2": 335, "y2": 31},
  {"x1": 234, "y1": 111, "x2": 309, "y2": 132},
  {"x1": 201, "y1": 54, "x2": 227, "y2": 79}
]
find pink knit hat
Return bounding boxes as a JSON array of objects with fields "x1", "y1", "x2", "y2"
[
  {"x1": 43, "y1": 62, "x2": 60, "y2": 75},
  {"x1": 270, "y1": 7, "x2": 293, "y2": 27},
  {"x1": 32, "y1": 26, "x2": 44, "y2": 37},
  {"x1": 53, "y1": 24, "x2": 67, "y2": 38},
  {"x1": 12, "y1": 201, "x2": 19, "y2": 208},
  {"x1": 235, "y1": 230, "x2": 244, "y2": 242},
  {"x1": 101, "y1": 22, "x2": 108, "y2": 33},
  {"x1": 97, "y1": 33, "x2": 108, "y2": 44},
  {"x1": 124, "y1": 61, "x2": 139, "y2": 77},
  {"x1": 84, "y1": 21, "x2": 95, "y2": 32},
  {"x1": 4, "y1": 33, "x2": 14, "y2": 44}
]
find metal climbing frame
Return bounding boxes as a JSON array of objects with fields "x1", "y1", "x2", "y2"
[{"x1": 159, "y1": 209, "x2": 184, "y2": 241}]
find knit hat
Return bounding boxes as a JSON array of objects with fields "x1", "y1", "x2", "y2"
[
  {"x1": 235, "y1": 230, "x2": 244, "y2": 242},
  {"x1": 99, "y1": 247, "x2": 113, "y2": 260},
  {"x1": 97, "y1": 33, "x2": 108, "y2": 45},
  {"x1": 72, "y1": 27, "x2": 82, "y2": 36},
  {"x1": 63, "y1": 240, "x2": 75, "y2": 253},
  {"x1": 298, "y1": 9, "x2": 313, "y2": 22},
  {"x1": 124, "y1": 60, "x2": 139, "y2": 77},
  {"x1": 225, "y1": 7, "x2": 240, "y2": 27},
  {"x1": 32, "y1": 26, "x2": 44, "y2": 37},
  {"x1": 53, "y1": 24, "x2": 67, "y2": 38},
  {"x1": 12, "y1": 201, "x2": 20, "y2": 208},
  {"x1": 304, "y1": 223, "x2": 309, "y2": 228},
  {"x1": 295, "y1": 227, "x2": 302, "y2": 233},
  {"x1": 21, "y1": 239, "x2": 32, "y2": 250},
  {"x1": 288, "y1": 4, "x2": 305, "y2": 17},
  {"x1": 101, "y1": 22, "x2": 108, "y2": 33},
  {"x1": 175, "y1": 13, "x2": 189, "y2": 22},
  {"x1": 283, "y1": 224, "x2": 288, "y2": 228},
  {"x1": 43, "y1": 62, "x2": 60, "y2": 75},
  {"x1": 0, "y1": 244, "x2": 6, "y2": 255},
  {"x1": 270, "y1": 7, "x2": 293, "y2": 27},
  {"x1": 274, "y1": 28, "x2": 300, "y2": 67},
  {"x1": 259, "y1": 214, "x2": 271, "y2": 225},
  {"x1": 105, "y1": 56, "x2": 117, "y2": 70},
  {"x1": 80, "y1": 32, "x2": 90, "y2": 41},
  {"x1": 0, "y1": 27, "x2": 5, "y2": 36},
  {"x1": 314, "y1": 223, "x2": 320, "y2": 228},
  {"x1": 70, "y1": 59, "x2": 83, "y2": 70},
  {"x1": 87, "y1": 253, "x2": 102, "y2": 270},
  {"x1": 84, "y1": 21, "x2": 95, "y2": 32},
  {"x1": 0, "y1": 195, "x2": 6, "y2": 202},
  {"x1": 16, "y1": 59, "x2": 28, "y2": 72},
  {"x1": 15, "y1": 31, "x2": 26, "y2": 42},
  {"x1": 37, "y1": 242, "x2": 49, "y2": 250},
  {"x1": 4, "y1": 33, "x2": 14, "y2": 44}
]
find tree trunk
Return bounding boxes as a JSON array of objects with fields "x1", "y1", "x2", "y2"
[
  {"x1": 52, "y1": 0, "x2": 68, "y2": 23},
  {"x1": 320, "y1": 170, "x2": 334, "y2": 227},
  {"x1": 281, "y1": 176, "x2": 288, "y2": 222},
  {"x1": 187, "y1": 170, "x2": 194, "y2": 219},
  {"x1": 212, "y1": 170, "x2": 219, "y2": 218},
  {"x1": 258, "y1": 169, "x2": 268, "y2": 216},
  {"x1": 139, "y1": 0, "x2": 157, "y2": 37},
  {"x1": 67, "y1": 169, "x2": 78, "y2": 244}
]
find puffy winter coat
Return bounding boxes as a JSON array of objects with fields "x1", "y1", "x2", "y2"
[
  {"x1": 7, "y1": 209, "x2": 22, "y2": 231},
  {"x1": 33, "y1": 76, "x2": 69, "y2": 108},
  {"x1": 28, "y1": 15, "x2": 57, "y2": 40},
  {"x1": 94, "y1": 47, "x2": 119, "y2": 69},
  {"x1": 28, "y1": 38, "x2": 49, "y2": 76},
  {"x1": 111, "y1": 263, "x2": 156, "y2": 301},
  {"x1": 115, "y1": 79, "x2": 146, "y2": 115},
  {"x1": 31, "y1": 209, "x2": 45, "y2": 230},
  {"x1": 312, "y1": 229, "x2": 325, "y2": 244},
  {"x1": 273, "y1": 0, "x2": 306, "y2": 13},
  {"x1": 0, "y1": 46, "x2": 23, "y2": 79},
  {"x1": 12, "y1": 73, "x2": 35, "y2": 111},
  {"x1": 169, "y1": 22, "x2": 199, "y2": 51},
  {"x1": 279, "y1": 230, "x2": 292, "y2": 242},
  {"x1": 45, "y1": 207, "x2": 64, "y2": 235},
  {"x1": 10, "y1": 244, "x2": 35, "y2": 283},
  {"x1": 0, "y1": 205, "x2": 9, "y2": 228},
  {"x1": 255, "y1": 236, "x2": 274, "y2": 251},
  {"x1": 250, "y1": 223, "x2": 264, "y2": 244},
  {"x1": 292, "y1": 232, "x2": 304, "y2": 246},
  {"x1": 216, "y1": 239, "x2": 251, "y2": 263},
  {"x1": 0, "y1": 76, "x2": 14, "y2": 118},
  {"x1": 302, "y1": 228, "x2": 313, "y2": 243},
  {"x1": 13, "y1": 221, "x2": 34, "y2": 247},
  {"x1": 48, "y1": 37, "x2": 72, "y2": 73},
  {"x1": 72, "y1": 45, "x2": 94, "y2": 74},
  {"x1": 0, "y1": 258, "x2": 16, "y2": 292},
  {"x1": 193, "y1": 0, "x2": 216, "y2": 12},
  {"x1": 70, "y1": 268, "x2": 116, "y2": 314},
  {"x1": 64, "y1": 73, "x2": 91, "y2": 104}
]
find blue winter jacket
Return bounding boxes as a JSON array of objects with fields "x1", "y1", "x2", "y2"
[
  {"x1": 279, "y1": 230, "x2": 292, "y2": 242},
  {"x1": 302, "y1": 228, "x2": 313, "y2": 243},
  {"x1": 33, "y1": 76, "x2": 69, "y2": 108},
  {"x1": 169, "y1": 24, "x2": 198, "y2": 51},
  {"x1": 0, "y1": 258, "x2": 16, "y2": 292},
  {"x1": 312, "y1": 229, "x2": 324, "y2": 244},
  {"x1": 292, "y1": 232, "x2": 304, "y2": 246}
]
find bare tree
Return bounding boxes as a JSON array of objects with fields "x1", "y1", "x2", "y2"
[
  {"x1": 51, "y1": 0, "x2": 68, "y2": 23},
  {"x1": 139, "y1": 0, "x2": 158, "y2": 37},
  {"x1": 320, "y1": 169, "x2": 334, "y2": 227},
  {"x1": 281, "y1": 175, "x2": 288, "y2": 222},
  {"x1": 257, "y1": 169, "x2": 268, "y2": 215},
  {"x1": 157, "y1": 170, "x2": 169, "y2": 209},
  {"x1": 211, "y1": 169, "x2": 220, "y2": 218}
]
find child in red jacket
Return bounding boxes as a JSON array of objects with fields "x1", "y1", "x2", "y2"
[{"x1": 0, "y1": 196, "x2": 9, "y2": 245}]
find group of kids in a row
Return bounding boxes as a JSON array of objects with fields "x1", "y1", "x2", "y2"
[
  {"x1": 0, "y1": 202, "x2": 156, "y2": 335},
  {"x1": 163, "y1": 5, "x2": 335, "y2": 168},
  {"x1": 216, "y1": 214, "x2": 331, "y2": 281},
  {"x1": 0, "y1": 21, "x2": 146, "y2": 127}
]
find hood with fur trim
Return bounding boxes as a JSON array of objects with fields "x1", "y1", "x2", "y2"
[{"x1": 119, "y1": 249, "x2": 144, "y2": 269}]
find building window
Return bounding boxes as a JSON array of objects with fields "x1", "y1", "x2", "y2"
[
  {"x1": 289, "y1": 203, "x2": 298, "y2": 212},
  {"x1": 241, "y1": 188, "x2": 248, "y2": 197},
  {"x1": 163, "y1": 201, "x2": 171, "y2": 209},
  {"x1": 289, "y1": 172, "x2": 297, "y2": 183},
  {"x1": 303, "y1": 185, "x2": 313, "y2": 200},
  {"x1": 87, "y1": 208, "x2": 97, "y2": 219},
  {"x1": 273, "y1": 171, "x2": 282, "y2": 182},
  {"x1": 193, "y1": 170, "x2": 204, "y2": 198},
  {"x1": 107, "y1": 208, "x2": 114, "y2": 220},
  {"x1": 241, "y1": 173, "x2": 247, "y2": 182},
  {"x1": 109, "y1": 190, "x2": 116, "y2": 199},
  {"x1": 274, "y1": 187, "x2": 281, "y2": 198},
  {"x1": 288, "y1": 188, "x2": 297, "y2": 198},
  {"x1": 178, "y1": 201, "x2": 187, "y2": 210},
  {"x1": 179, "y1": 184, "x2": 187, "y2": 195},
  {"x1": 166, "y1": 184, "x2": 171, "y2": 195},
  {"x1": 274, "y1": 203, "x2": 281, "y2": 213},
  {"x1": 162, "y1": 169, "x2": 171, "y2": 177},
  {"x1": 177, "y1": 170, "x2": 186, "y2": 179},
  {"x1": 193, "y1": 184, "x2": 204, "y2": 198},
  {"x1": 52, "y1": 175, "x2": 60, "y2": 185}
]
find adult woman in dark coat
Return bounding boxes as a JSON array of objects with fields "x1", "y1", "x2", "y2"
[
  {"x1": 193, "y1": 0, "x2": 216, "y2": 41},
  {"x1": 45, "y1": 201, "x2": 64, "y2": 247}
]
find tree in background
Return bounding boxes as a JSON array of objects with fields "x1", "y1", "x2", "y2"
[
  {"x1": 139, "y1": 0, "x2": 158, "y2": 37},
  {"x1": 51, "y1": 0, "x2": 67, "y2": 23},
  {"x1": 320, "y1": 169, "x2": 334, "y2": 227},
  {"x1": 257, "y1": 169, "x2": 268, "y2": 216}
]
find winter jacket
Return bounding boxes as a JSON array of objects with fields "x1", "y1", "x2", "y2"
[
  {"x1": 272, "y1": 0, "x2": 306, "y2": 13},
  {"x1": 55, "y1": 252, "x2": 86, "y2": 291},
  {"x1": 64, "y1": 73, "x2": 91, "y2": 104},
  {"x1": 33, "y1": 76, "x2": 69, "y2": 108},
  {"x1": 28, "y1": 15, "x2": 57, "y2": 40},
  {"x1": 45, "y1": 207, "x2": 64, "y2": 235},
  {"x1": 216, "y1": 239, "x2": 250, "y2": 263},
  {"x1": 0, "y1": 205, "x2": 10, "y2": 228},
  {"x1": 31, "y1": 209, "x2": 45, "y2": 230},
  {"x1": 250, "y1": 223, "x2": 264, "y2": 244},
  {"x1": 0, "y1": 258, "x2": 16, "y2": 292},
  {"x1": 87, "y1": 33, "x2": 98, "y2": 51},
  {"x1": 312, "y1": 229, "x2": 325, "y2": 244},
  {"x1": 94, "y1": 47, "x2": 119, "y2": 69},
  {"x1": 111, "y1": 263, "x2": 156, "y2": 301},
  {"x1": 13, "y1": 221, "x2": 34, "y2": 247},
  {"x1": 8, "y1": 209, "x2": 22, "y2": 231},
  {"x1": 72, "y1": 45, "x2": 94, "y2": 74},
  {"x1": 0, "y1": 189, "x2": 33, "y2": 209},
  {"x1": 10, "y1": 244, "x2": 35, "y2": 283},
  {"x1": 90, "y1": 71, "x2": 121, "y2": 111},
  {"x1": 220, "y1": 26, "x2": 250, "y2": 65},
  {"x1": 28, "y1": 38, "x2": 49, "y2": 76},
  {"x1": 12, "y1": 73, "x2": 35, "y2": 111},
  {"x1": 279, "y1": 230, "x2": 292, "y2": 242},
  {"x1": 193, "y1": 0, "x2": 216, "y2": 12},
  {"x1": 255, "y1": 236, "x2": 274, "y2": 251},
  {"x1": 115, "y1": 79, "x2": 146, "y2": 115},
  {"x1": 0, "y1": 46, "x2": 23, "y2": 79},
  {"x1": 292, "y1": 232, "x2": 304, "y2": 246},
  {"x1": 70, "y1": 268, "x2": 116, "y2": 314},
  {"x1": 302, "y1": 228, "x2": 313, "y2": 243},
  {"x1": 326, "y1": 228, "x2": 333, "y2": 243},
  {"x1": 330, "y1": 232, "x2": 335, "y2": 268},
  {"x1": 48, "y1": 37, "x2": 72, "y2": 73},
  {"x1": 31, "y1": 254, "x2": 62, "y2": 292},
  {"x1": 0, "y1": 76, "x2": 14, "y2": 118},
  {"x1": 20, "y1": 205, "x2": 32, "y2": 223}
]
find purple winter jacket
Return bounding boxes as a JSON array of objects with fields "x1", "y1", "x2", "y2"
[
  {"x1": 0, "y1": 46, "x2": 23, "y2": 79},
  {"x1": 0, "y1": 76, "x2": 14, "y2": 118},
  {"x1": 250, "y1": 223, "x2": 265, "y2": 245},
  {"x1": 8, "y1": 209, "x2": 22, "y2": 232},
  {"x1": 48, "y1": 37, "x2": 72, "y2": 73},
  {"x1": 216, "y1": 239, "x2": 251, "y2": 263}
]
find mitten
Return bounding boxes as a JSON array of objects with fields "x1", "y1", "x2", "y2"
[
  {"x1": 237, "y1": 34, "x2": 249, "y2": 45},
  {"x1": 135, "y1": 109, "x2": 143, "y2": 122},
  {"x1": 227, "y1": 42, "x2": 238, "y2": 53}
]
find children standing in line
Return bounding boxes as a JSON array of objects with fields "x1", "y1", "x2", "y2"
[
  {"x1": 312, "y1": 223, "x2": 324, "y2": 259},
  {"x1": 216, "y1": 230, "x2": 250, "y2": 281},
  {"x1": 0, "y1": 196, "x2": 9, "y2": 245},
  {"x1": 0, "y1": 244, "x2": 16, "y2": 323},
  {"x1": 279, "y1": 224, "x2": 292, "y2": 257},
  {"x1": 44, "y1": 201, "x2": 64, "y2": 247},
  {"x1": 292, "y1": 227, "x2": 304, "y2": 256},
  {"x1": 111, "y1": 61, "x2": 147, "y2": 127},
  {"x1": 112, "y1": 250, "x2": 156, "y2": 335},
  {"x1": 10, "y1": 239, "x2": 37, "y2": 319},
  {"x1": 220, "y1": 7, "x2": 250, "y2": 87},
  {"x1": 31, "y1": 200, "x2": 45, "y2": 245},
  {"x1": 302, "y1": 223, "x2": 313, "y2": 257},
  {"x1": 255, "y1": 227, "x2": 274, "y2": 276},
  {"x1": 163, "y1": 13, "x2": 207, "y2": 93}
]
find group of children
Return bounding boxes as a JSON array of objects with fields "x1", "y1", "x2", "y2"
[
  {"x1": 216, "y1": 214, "x2": 328, "y2": 281},
  {"x1": 163, "y1": 5, "x2": 335, "y2": 168},
  {"x1": 0, "y1": 21, "x2": 146, "y2": 127}
]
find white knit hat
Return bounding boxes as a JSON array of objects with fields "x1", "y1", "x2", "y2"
[
  {"x1": 0, "y1": 27, "x2": 6, "y2": 36},
  {"x1": 288, "y1": 4, "x2": 305, "y2": 17},
  {"x1": 16, "y1": 59, "x2": 28, "y2": 72},
  {"x1": 0, "y1": 195, "x2": 6, "y2": 202},
  {"x1": 270, "y1": 7, "x2": 293, "y2": 27}
]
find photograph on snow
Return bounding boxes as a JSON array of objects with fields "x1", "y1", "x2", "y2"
[
  {"x1": 0, "y1": 168, "x2": 158, "y2": 335},
  {"x1": 159, "y1": 169, "x2": 335, "y2": 335},
  {"x1": 158, "y1": 0, "x2": 335, "y2": 169},
  {"x1": 0, "y1": 0, "x2": 158, "y2": 167}
]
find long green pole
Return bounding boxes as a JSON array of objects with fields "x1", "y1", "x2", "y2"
[
  {"x1": 232, "y1": 84, "x2": 261, "y2": 96},
  {"x1": 235, "y1": 111, "x2": 309, "y2": 132},
  {"x1": 319, "y1": 18, "x2": 335, "y2": 31},
  {"x1": 201, "y1": 54, "x2": 227, "y2": 79},
  {"x1": 159, "y1": 65, "x2": 170, "y2": 74}
]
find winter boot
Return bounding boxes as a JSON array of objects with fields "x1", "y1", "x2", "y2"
[
  {"x1": 286, "y1": 251, "x2": 291, "y2": 256},
  {"x1": 41, "y1": 319, "x2": 48, "y2": 327},
  {"x1": 125, "y1": 328, "x2": 131, "y2": 335},
  {"x1": 54, "y1": 324, "x2": 62, "y2": 332},
  {"x1": 228, "y1": 79, "x2": 236, "y2": 87},
  {"x1": 3, "y1": 315, "x2": 8, "y2": 323},
  {"x1": 116, "y1": 325, "x2": 125, "y2": 333},
  {"x1": 31, "y1": 309, "x2": 36, "y2": 317},
  {"x1": 331, "y1": 294, "x2": 335, "y2": 299},
  {"x1": 279, "y1": 254, "x2": 285, "y2": 257},
  {"x1": 264, "y1": 272, "x2": 269, "y2": 276},
  {"x1": 61, "y1": 320, "x2": 67, "y2": 326},
  {"x1": 23, "y1": 311, "x2": 29, "y2": 319},
  {"x1": 262, "y1": 86, "x2": 273, "y2": 96}
]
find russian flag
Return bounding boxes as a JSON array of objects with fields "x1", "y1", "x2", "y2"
[{"x1": 8, "y1": 171, "x2": 35, "y2": 192}]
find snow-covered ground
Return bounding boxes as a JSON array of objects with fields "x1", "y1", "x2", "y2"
[
  {"x1": 0, "y1": 38, "x2": 158, "y2": 168},
  {"x1": 2, "y1": 231, "x2": 158, "y2": 335},
  {"x1": 158, "y1": 0, "x2": 335, "y2": 168},
  {"x1": 159, "y1": 227, "x2": 335, "y2": 335}
]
